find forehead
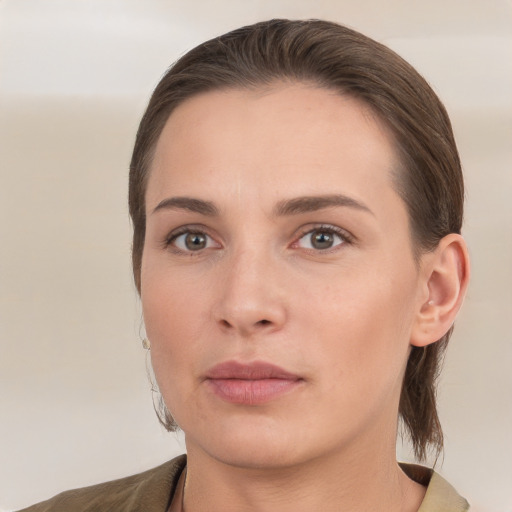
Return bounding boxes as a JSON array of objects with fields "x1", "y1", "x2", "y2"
[{"x1": 148, "y1": 83, "x2": 401, "y2": 215}]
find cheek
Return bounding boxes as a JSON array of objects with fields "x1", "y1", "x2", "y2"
[
  {"x1": 307, "y1": 265, "x2": 417, "y2": 391},
  {"x1": 141, "y1": 264, "x2": 206, "y2": 388},
  {"x1": 143, "y1": 284, "x2": 197, "y2": 344},
  {"x1": 141, "y1": 246, "x2": 208, "y2": 336}
]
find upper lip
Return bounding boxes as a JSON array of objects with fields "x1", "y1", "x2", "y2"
[{"x1": 205, "y1": 360, "x2": 301, "y2": 380}]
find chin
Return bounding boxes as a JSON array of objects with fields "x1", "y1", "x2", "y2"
[
  {"x1": 183, "y1": 411, "x2": 333, "y2": 471},
  {"x1": 202, "y1": 437, "x2": 305, "y2": 470}
]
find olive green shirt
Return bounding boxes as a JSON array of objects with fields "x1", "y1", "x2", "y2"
[{"x1": 18, "y1": 454, "x2": 469, "y2": 511}]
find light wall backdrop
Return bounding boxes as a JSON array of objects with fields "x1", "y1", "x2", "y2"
[{"x1": 1, "y1": 1, "x2": 511, "y2": 511}]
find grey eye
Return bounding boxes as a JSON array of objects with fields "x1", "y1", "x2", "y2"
[
  {"x1": 311, "y1": 231, "x2": 335, "y2": 249},
  {"x1": 184, "y1": 233, "x2": 207, "y2": 250},
  {"x1": 297, "y1": 229, "x2": 344, "y2": 250},
  {"x1": 173, "y1": 231, "x2": 214, "y2": 251}
]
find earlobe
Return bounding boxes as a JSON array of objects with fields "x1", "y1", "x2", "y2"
[{"x1": 411, "y1": 234, "x2": 470, "y2": 347}]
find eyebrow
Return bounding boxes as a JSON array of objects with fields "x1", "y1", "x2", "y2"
[
  {"x1": 152, "y1": 196, "x2": 219, "y2": 216},
  {"x1": 273, "y1": 194, "x2": 374, "y2": 217},
  {"x1": 151, "y1": 194, "x2": 373, "y2": 217}
]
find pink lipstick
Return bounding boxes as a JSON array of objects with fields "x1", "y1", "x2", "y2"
[{"x1": 205, "y1": 361, "x2": 303, "y2": 405}]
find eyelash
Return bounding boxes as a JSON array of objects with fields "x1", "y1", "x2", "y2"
[
  {"x1": 292, "y1": 224, "x2": 354, "y2": 253},
  {"x1": 163, "y1": 224, "x2": 354, "y2": 255},
  {"x1": 163, "y1": 226, "x2": 217, "y2": 254}
]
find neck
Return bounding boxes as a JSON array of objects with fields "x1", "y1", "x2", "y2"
[{"x1": 182, "y1": 431, "x2": 425, "y2": 512}]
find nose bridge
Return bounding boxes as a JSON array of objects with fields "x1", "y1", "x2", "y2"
[{"x1": 214, "y1": 236, "x2": 286, "y2": 335}]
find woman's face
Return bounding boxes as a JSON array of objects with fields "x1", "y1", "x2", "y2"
[{"x1": 141, "y1": 84, "x2": 426, "y2": 468}]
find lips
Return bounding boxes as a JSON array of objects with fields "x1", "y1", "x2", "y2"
[{"x1": 204, "y1": 361, "x2": 303, "y2": 405}]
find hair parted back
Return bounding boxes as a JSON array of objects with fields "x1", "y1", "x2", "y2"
[{"x1": 129, "y1": 19, "x2": 464, "y2": 462}]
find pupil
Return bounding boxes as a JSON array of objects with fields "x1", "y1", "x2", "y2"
[
  {"x1": 312, "y1": 231, "x2": 333, "y2": 249},
  {"x1": 185, "y1": 233, "x2": 206, "y2": 250}
]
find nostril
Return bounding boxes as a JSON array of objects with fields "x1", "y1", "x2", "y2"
[
  {"x1": 221, "y1": 319, "x2": 232, "y2": 328},
  {"x1": 258, "y1": 319, "x2": 271, "y2": 326}
]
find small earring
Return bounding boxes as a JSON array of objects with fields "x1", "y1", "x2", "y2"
[
  {"x1": 427, "y1": 300, "x2": 434, "y2": 306},
  {"x1": 142, "y1": 338, "x2": 151, "y2": 350}
]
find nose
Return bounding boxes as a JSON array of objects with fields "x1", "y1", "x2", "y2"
[{"x1": 212, "y1": 247, "x2": 287, "y2": 337}]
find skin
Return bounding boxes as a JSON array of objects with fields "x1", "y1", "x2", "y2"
[{"x1": 141, "y1": 84, "x2": 469, "y2": 511}]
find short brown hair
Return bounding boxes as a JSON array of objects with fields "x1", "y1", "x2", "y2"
[{"x1": 129, "y1": 19, "x2": 463, "y2": 462}]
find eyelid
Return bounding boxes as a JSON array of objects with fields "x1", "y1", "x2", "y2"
[
  {"x1": 163, "y1": 225, "x2": 221, "y2": 253},
  {"x1": 291, "y1": 223, "x2": 355, "y2": 251},
  {"x1": 161, "y1": 223, "x2": 354, "y2": 254}
]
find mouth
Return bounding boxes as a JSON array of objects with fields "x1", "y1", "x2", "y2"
[{"x1": 204, "y1": 360, "x2": 304, "y2": 405}]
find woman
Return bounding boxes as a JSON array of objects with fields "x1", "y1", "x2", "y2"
[{"x1": 20, "y1": 19, "x2": 470, "y2": 512}]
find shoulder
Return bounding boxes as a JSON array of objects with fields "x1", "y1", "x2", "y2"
[
  {"x1": 400, "y1": 463, "x2": 470, "y2": 512},
  {"x1": 17, "y1": 454, "x2": 187, "y2": 512}
]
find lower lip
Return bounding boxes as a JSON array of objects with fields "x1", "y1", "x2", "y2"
[{"x1": 206, "y1": 378, "x2": 302, "y2": 405}]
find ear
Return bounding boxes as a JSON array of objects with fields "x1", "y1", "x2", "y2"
[{"x1": 410, "y1": 233, "x2": 470, "y2": 347}]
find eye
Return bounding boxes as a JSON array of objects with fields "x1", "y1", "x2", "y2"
[
  {"x1": 295, "y1": 226, "x2": 347, "y2": 251},
  {"x1": 168, "y1": 229, "x2": 219, "y2": 252}
]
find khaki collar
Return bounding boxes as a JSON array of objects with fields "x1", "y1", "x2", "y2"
[{"x1": 400, "y1": 463, "x2": 470, "y2": 511}]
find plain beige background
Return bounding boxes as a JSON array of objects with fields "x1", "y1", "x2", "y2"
[{"x1": 1, "y1": 1, "x2": 511, "y2": 511}]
